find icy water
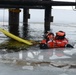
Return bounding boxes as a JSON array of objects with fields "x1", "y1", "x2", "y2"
[{"x1": 0, "y1": 22, "x2": 76, "y2": 75}]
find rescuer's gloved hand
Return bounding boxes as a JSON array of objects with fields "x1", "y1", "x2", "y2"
[
  {"x1": 39, "y1": 43, "x2": 48, "y2": 49},
  {"x1": 65, "y1": 44, "x2": 74, "y2": 48}
]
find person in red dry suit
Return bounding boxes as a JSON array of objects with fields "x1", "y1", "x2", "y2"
[
  {"x1": 47, "y1": 32, "x2": 55, "y2": 48},
  {"x1": 39, "y1": 32, "x2": 55, "y2": 49},
  {"x1": 54, "y1": 31, "x2": 73, "y2": 48}
]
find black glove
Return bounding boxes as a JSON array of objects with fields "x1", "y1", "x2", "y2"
[
  {"x1": 66, "y1": 44, "x2": 74, "y2": 48},
  {"x1": 39, "y1": 43, "x2": 48, "y2": 49}
]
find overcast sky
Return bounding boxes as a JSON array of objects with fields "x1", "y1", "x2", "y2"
[
  {"x1": 0, "y1": 0, "x2": 76, "y2": 23},
  {"x1": 29, "y1": 0, "x2": 76, "y2": 23}
]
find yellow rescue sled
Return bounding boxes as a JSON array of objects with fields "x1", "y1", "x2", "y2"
[{"x1": 0, "y1": 28, "x2": 33, "y2": 45}]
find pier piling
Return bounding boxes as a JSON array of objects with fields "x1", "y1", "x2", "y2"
[
  {"x1": 44, "y1": 6, "x2": 53, "y2": 33},
  {"x1": 9, "y1": 8, "x2": 21, "y2": 36}
]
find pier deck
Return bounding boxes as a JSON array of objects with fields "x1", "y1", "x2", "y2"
[{"x1": 0, "y1": 0, "x2": 76, "y2": 8}]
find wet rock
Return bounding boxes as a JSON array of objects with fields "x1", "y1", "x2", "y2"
[
  {"x1": 15, "y1": 60, "x2": 28, "y2": 66},
  {"x1": 0, "y1": 40, "x2": 30, "y2": 52},
  {"x1": 69, "y1": 64, "x2": 76, "y2": 69},
  {"x1": 31, "y1": 61, "x2": 51, "y2": 66},
  {"x1": 50, "y1": 62, "x2": 69, "y2": 68}
]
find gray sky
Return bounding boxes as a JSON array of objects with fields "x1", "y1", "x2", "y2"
[
  {"x1": 1, "y1": 8, "x2": 76, "y2": 23},
  {"x1": 28, "y1": 9, "x2": 76, "y2": 23}
]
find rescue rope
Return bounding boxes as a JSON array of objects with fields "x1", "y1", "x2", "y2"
[{"x1": 3, "y1": 8, "x2": 5, "y2": 26}]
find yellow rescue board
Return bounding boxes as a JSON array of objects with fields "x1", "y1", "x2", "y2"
[{"x1": 0, "y1": 28, "x2": 33, "y2": 45}]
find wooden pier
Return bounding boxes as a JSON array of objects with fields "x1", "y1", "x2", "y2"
[{"x1": 0, "y1": 0, "x2": 76, "y2": 34}]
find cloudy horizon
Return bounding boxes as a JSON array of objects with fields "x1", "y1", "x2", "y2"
[{"x1": 0, "y1": 8, "x2": 76, "y2": 23}]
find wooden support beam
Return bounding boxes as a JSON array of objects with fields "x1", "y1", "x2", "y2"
[
  {"x1": 44, "y1": 6, "x2": 52, "y2": 33},
  {"x1": 9, "y1": 8, "x2": 21, "y2": 36},
  {"x1": 0, "y1": 1, "x2": 76, "y2": 8}
]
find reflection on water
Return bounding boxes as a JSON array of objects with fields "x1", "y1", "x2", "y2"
[
  {"x1": 22, "y1": 26, "x2": 28, "y2": 38},
  {"x1": 0, "y1": 48, "x2": 72, "y2": 62},
  {"x1": 26, "y1": 49, "x2": 71, "y2": 61}
]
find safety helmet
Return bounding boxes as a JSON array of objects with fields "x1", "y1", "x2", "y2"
[{"x1": 56, "y1": 31, "x2": 65, "y2": 36}]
